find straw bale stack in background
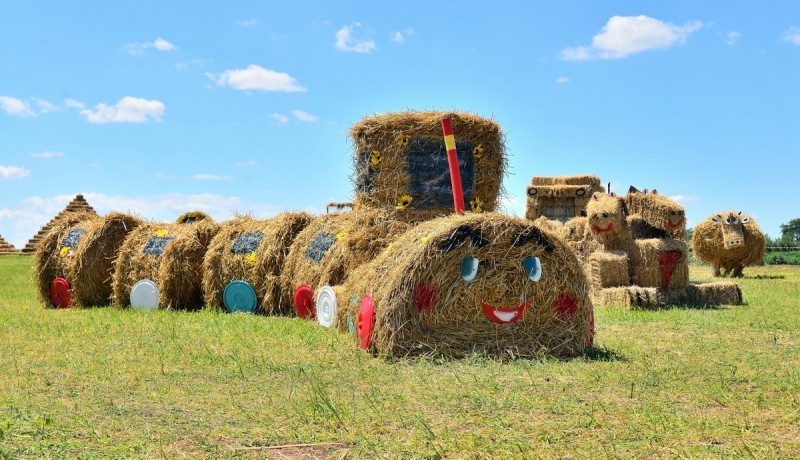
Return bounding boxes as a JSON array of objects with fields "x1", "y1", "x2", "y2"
[
  {"x1": 336, "y1": 213, "x2": 594, "y2": 358},
  {"x1": 350, "y1": 110, "x2": 505, "y2": 222},
  {"x1": 202, "y1": 212, "x2": 313, "y2": 313},
  {"x1": 525, "y1": 175, "x2": 604, "y2": 222},
  {"x1": 112, "y1": 213, "x2": 219, "y2": 310},
  {"x1": 35, "y1": 211, "x2": 138, "y2": 307},
  {"x1": 691, "y1": 211, "x2": 766, "y2": 277}
]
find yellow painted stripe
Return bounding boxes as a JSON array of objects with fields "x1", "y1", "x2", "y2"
[{"x1": 444, "y1": 134, "x2": 456, "y2": 151}]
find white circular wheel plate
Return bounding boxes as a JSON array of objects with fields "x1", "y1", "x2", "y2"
[
  {"x1": 316, "y1": 286, "x2": 337, "y2": 328},
  {"x1": 131, "y1": 279, "x2": 159, "y2": 310}
]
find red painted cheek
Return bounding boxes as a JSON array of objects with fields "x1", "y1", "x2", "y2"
[
  {"x1": 413, "y1": 283, "x2": 439, "y2": 313},
  {"x1": 553, "y1": 292, "x2": 578, "y2": 317}
]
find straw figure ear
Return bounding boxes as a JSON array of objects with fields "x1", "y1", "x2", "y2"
[
  {"x1": 628, "y1": 186, "x2": 640, "y2": 194},
  {"x1": 437, "y1": 225, "x2": 489, "y2": 253},
  {"x1": 592, "y1": 193, "x2": 600, "y2": 201},
  {"x1": 652, "y1": 189, "x2": 658, "y2": 195},
  {"x1": 711, "y1": 215, "x2": 721, "y2": 223}
]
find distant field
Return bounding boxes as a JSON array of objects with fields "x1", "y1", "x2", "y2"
[{"x1": 0, "y1": 255, "x2": 798, "y2": 458}]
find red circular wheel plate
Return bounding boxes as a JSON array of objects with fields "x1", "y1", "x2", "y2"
[
  {"x1": 293, "y1": 285, "x2": 315, "y2": 319},
  {"x1": 50, "y1": 277, "x2": 72, "y2": 308},
  {"x1": 357, "y1": 294, "x2": 375, "y2": 350}
]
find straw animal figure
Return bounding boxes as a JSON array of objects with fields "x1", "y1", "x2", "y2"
[
  {"x1": 35, "y1": 211, "x2": 142, "y2": 307},
  {"x1": 691, "y1": 211, "x2": 766, "y2": 277},
  {"x1": 112, "y1": 212, "x2": 219, "y2": 309},
  {"x1": 625, "y1": 186, "x2": 686, "y2": 239},
  {"x1": 201, "y1": 212, "x2": 313, "y2": 313},
  {"x1": 336, "y1": 213, "x2": 594, "y2": 358}
]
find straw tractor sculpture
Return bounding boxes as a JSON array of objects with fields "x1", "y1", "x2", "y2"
[
  {"x1": 527, "y1": 181, "x2": 742, "y2": 308},
  {"x1": 691, "y1": 211, "x2": 766, "y2": 278}
]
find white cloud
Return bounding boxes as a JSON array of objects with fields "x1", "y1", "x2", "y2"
[
  {"x1": 236, "y1": 18, "x2": 258, "y2": 27},
  {"x1": 726, "y1": 31, "x2": 740, "y2": 46},
  {"x1": 0, "y1": 96, "x2": 36, "y2": 117},
  {"x1": 0, "y1": 165, "x2": 30, "y2": 179},
  {"x1": 30, "y1": 151, "x2": 65, "y2": 159},
  {"x1": 291, "y1": 109, "x2": 318, "y2": 122},
  {"x1": 556, "y1": 76, "x2": 570, "y2": 84},
  {"x1": 670, "y1": 194, "x2": 700, "y2": 205},
  {"x1": 782, "y1": 26, "x2": 800, "y2": 45},
  {"x1": 391, "y1": 28, "x2": 415, "y2": 44},
  {"x1": 0, "y1": 209, "x2": 12, "y2": 219},
  {"x1": 235, "y1": 160, "x2": 258, "y2": 167},
  {"x1": 71, "y1": 96, "x2": 165, "y2": 124},
  {"x1": 212, "y1": 64, "x2": 306, "y2": 92},
  {"x1": 32, "y1": 98, "x2": 58, "y2": 113},
  {"x1": 270, "y1": 113, "x2": 289, "y2": 125},
  {"x1": 560, "y1": 15, "x2": 702, "y2": 61},
  {"x1": 191, "y1": 173, "x2": 231, "y2": 180},
  {"x1": 124, "y1": 38, "x2": 177, "y2": 55},
  {"x1": 175, "y1": 58, "x2": 211, "y2": 70},
  {"x1": 335, "y1": 23, "x2": 377, "y2": 53}
]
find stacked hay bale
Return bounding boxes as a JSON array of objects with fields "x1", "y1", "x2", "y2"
[
  {"x1": 335, "y1": 213, "x2": 594, "y2": 358},
  {"x1": 525, "y1": 175, "x2": 604, "y2": 222},
  {"x1": 0, "y1": 235, "x2": 15, "y2": 255},
  {"x1": 624, "y1": 187, "x2": 686, "y2": 239},
  {"x1": 112, "y1": 212, "x2": 219, "y2": 310},
  {"x1": 691, "y1": 211, "x2": 766, "y2": 278},
  {"x1": 34, "y1": 211, "x2": 141, "y2": 308},
  {"x1": 22, "y1": 194, "x2": 98, "y2": 253},
  {"x1": 283, "y1": 110, "x2": 506, "y2": 326},
  {"x1": 201, "y1": 212, "x2": 313, "y2": 313}
]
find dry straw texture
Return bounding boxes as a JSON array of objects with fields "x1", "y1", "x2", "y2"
[
  {"x1": 594, "y1": 282, "x2": 742, "y2": 309},
  {"x1": 280, "y1": 208, "x2": 410, "y2": 315},
  {"x1": 588, "y1": 250, "x2": 630, "y2": 292},
  {"x1": 692, "y1": 211, "x2": 766, "y2": 277},
  {"x1": 349, "y1": 110, "x2": 506, "y2": 222},
  {"x1": 629, "y1": 238, "x2": 689, "y2": 290},
  {"x1": 525, "y1": 175, "x2": 603, "y2": 221},
  {"x1": 624, "y1": 188, "x2": 686, "y2": 239},
  {"x1": 585, "y1": 193, "x2": 631, "y2": 252},
  {"x1": 202, "y1": 213, "x2": 313, "y2": 312},
  {"x1": 0, "y1": 235, "x2": 15, "y2": 255},
  {"x1": 337, "y1": 213, "x2": 593, "y2": 359},
  {"x1": 34, "y1": 211, "x2": 103, "y2": 307},
  {"x1": 112, "y1": 217, "x2": 219, "y2": 309}
]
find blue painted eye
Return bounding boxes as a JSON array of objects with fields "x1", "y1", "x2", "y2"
[
  {"x1": 523, "y1": 256, "x2": 542, "y2": 282},
  {"x1": 461, "y1": 256, "x2": 479, "y2": 281}
]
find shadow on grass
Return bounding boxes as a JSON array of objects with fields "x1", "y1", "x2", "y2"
[
  {"x1": 386, "y1": 344, "x2": 628, "y2": 365},
  {"x1": 580, "y1": 345, "x2": 627, "y2": 362},
  {"x1": 745, "y1": 274, "x2": 786, "y2": 280}
]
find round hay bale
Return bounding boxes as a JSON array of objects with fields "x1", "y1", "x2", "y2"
[
  {"x1": 35, "y1": 212, "x2": 142, "y2": 308},
  {"x1": 202, "y1": 212, "x2": 313, "y2": 313},
  {"x1": 175, "y1": 211, "x2": 211, "y2": 224},
  {"x1": 337, "y1": 213, "x2": 594, "y2": 359},
  {"x1": 112, "y1": 216, "x2": 219, "y2": 309},
  {"x1": 350, "y1": 110, "x2": 506, "y2": 222},
  {"x1": 691, "y1": 211, "x2": 765, "y2": 277},
  {"x1": 281, "y1": 208, "x2": 411, "y2": 318}
]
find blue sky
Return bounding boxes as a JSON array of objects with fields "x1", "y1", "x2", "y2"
[{"x1": 1, "y1": 1, "x2": 799, "y2": 247}]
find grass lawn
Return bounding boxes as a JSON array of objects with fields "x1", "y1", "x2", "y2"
[{"x1": 0, "y1": 254, "x2": 798, "y2": 458}]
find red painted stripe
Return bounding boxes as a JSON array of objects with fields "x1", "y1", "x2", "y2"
[{"x1": 441, "y1": 117, "x2": 465, "y2": 214}]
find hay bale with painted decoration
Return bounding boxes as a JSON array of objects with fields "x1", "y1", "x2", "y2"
[
  {"x1": 525, "y1": 175, "x2": 604, "y2": 222},
  {"x1": 585, "y1": 193, "x2": 632, "y2": 253},
  {"x1": 202, "y1": 212, "x2": 313, "y2": 313},
  {"x1": 112, "y1": 214, "x2": 219, "y2": 309},
  {"x1": 34, "y1": 210, "x2": 104, "y2": 307},
  {"x1": 336, "y1": 213, "x2": 594, "y2": 359},
  {"x1": 350, "y1": 110, "x2": 506, "y2": 222},
  {"x1": 691, "y1": 211, "x2": 766, "y2": 277},
  {"x1": 629, "y1": 238, "x2": 689, "y2": 290},
  {"x1": 280, "y1": 207, "x2": 410, "y2": 318},
  {"x1": 624, "y1": 187, "x2": 686, "y2": 239}
]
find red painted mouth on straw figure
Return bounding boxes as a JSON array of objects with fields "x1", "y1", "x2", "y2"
[
  {"x1": 666, "y1": 219, "x2": 684, "y2": 229},
  {"x1": 592, "y1": 223, "x2": 613, "y2": 234},
  {"x1": 481, "y1": 301, "x2": 531, "y2": 324}
]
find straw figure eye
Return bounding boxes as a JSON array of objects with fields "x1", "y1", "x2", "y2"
[
  {"x1": 370, "y1": 150, "x2": 382, "y2": 165},
  {"x1": 461, "y1": 256, "x2": 479, "y2": 281},
  {"x1": 742, "y1": 216, "x2": 750, "y2": 223},
  {"x1": 396, "y1": 194, "x2": 413, "y2": 210},
  {"x1": 724, "y1": 217, "x2": 731, "y2": 225},
  {"x1": 602, "y1": 212, "x2": 609, "y2": 218},
  {"x1": 522, "y1": 256, "x2": 542, "y2": 282},
  {"x1": 732, "y1": 216, "x2": 739, "y2": 224}
]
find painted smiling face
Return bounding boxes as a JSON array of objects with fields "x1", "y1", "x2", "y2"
[
  {"x1": 586, "y1": 193, "x2": 628, "y2": 247},
  {"x1": 341, "y1": 214, "x2": 594, "y2": 358},
  {"x1": 624, "y1": 187, "x2": 686, "y2": 239}
]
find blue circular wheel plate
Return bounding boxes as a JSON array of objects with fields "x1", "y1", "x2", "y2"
[{"x1": 223, "y1": 280, "x2": 257, "y2": 313}]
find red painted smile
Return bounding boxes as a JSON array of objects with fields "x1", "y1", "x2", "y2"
[
  {"x1": 481, "y1": 301, "x2": 531, "y2": 324},
  {"x1": 592, "y1": 223, "x2": 613, "y2": 234},
  {"x1": 666, "y1": 219, "x2": 683, "y2": 229}
]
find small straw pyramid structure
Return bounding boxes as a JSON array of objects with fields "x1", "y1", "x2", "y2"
[
  {"x1": 21, "y1": 195, "x2": 98, "y2": 253},
  {"x1": 0, "y1": 235, "x2": 16, "y2": 255}
]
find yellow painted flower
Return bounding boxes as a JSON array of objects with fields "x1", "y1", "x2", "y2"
[
  {"x1": 155, "y1": 229, "x2": 168, "y2": 237},
  {"x1": 397, "y1": 134, "x2": 411, "y2": 148},
  {"x1": 418, "y1": 235, "x2": 431, "y2": 247},
  {"x1": 336, "y1": 230, "x2": 349, "y2": 241},
  {"x1": 59, "y1": 246, "x2": 70, "y2": 257},
  {"x1": 396, "y1": 194, "x2": 413, "y2": 210},
  {"x1": 245, "y1": 252, "x2": 257, "y2": 265},
  {"x1": 470, "y1": 196, "x2": 484, "y2": 213},
  {"x1": 473, "y1": 144, "x2": 484, "y2": 159},
  {"x1": 370, "y1": 150, "x2": 382, "y2": 165}
]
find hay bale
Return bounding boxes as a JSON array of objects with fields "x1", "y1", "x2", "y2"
[
  {"x1": 175, "y1": 211, "x2": 211, "y2": 224},
  {"x1": 112, "y1": 216, "x2": 219, "y2": 309},
  {"x1": 593, "y1": 286, "x2": 666, "y2": 309},
  {"x1": 34, "y1": 211, "x2": 107, "y2": 307},
  {"x1": 585, "y1": 193, "x2": 631, "y2": 252},
  {"x1": 624, "y1": 187, "x2": 686, "y2": 239},
  {"x1": 525, "y1": 175, "x2": 604, "y2": 221},
  {"x1": 202, "y1": 213, "x2": 313, "y2": 313},
  {"x1": 677, "y1": 282, "x2": 742, "y2": 306},
  {"x1": 588, "y1": 251, "x2": 629, "y2": 292},
  {"x1": 350, "y1": 110, "x2": 506, "y2": 221},
  {"x1": 281, "y1": 207, "x2": 411, "y2": 317},
  {"x1": 595, "y1": 282, "x2": 742, "y2": 308},
  {"x1": 336, "y1": 213, "x2": 594, "y2": 359},
  {"x1": 629, "y1": 238, "x2": 689, "y2": 290},
  {"x1": 691, "y1": 211, "x2": 766, "y2": 277}
]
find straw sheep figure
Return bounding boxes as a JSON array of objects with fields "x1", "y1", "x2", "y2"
[
  {"x1": 624, "y1": 186, "x2": 686, "y2": 239},
  {"x1": 691, "y1": 211, "x2": 766, "y2": 277}
]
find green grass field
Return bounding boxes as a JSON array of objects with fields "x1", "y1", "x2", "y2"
[{"x1": 1, "y1": 255, "x2": 798, "y2": 459}]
